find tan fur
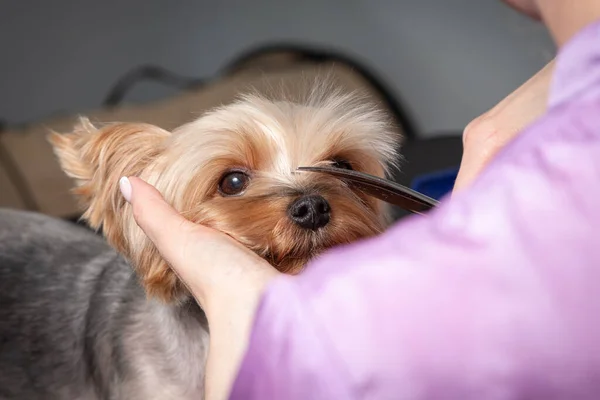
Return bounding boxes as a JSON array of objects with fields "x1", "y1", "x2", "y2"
[{"x1": 49, "y1": 83, "x2": 402, "y2": 303}]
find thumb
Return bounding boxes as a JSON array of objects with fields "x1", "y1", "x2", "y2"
[
  {"x1": 453, "y1": 130, "x2": 500, "y2": 192},
  {"x1": 119, "y1": 176, "x2": 279, "y2": 310},
  {"x1": 119, "y1": 176, "x2": 207, "y2": 269}
]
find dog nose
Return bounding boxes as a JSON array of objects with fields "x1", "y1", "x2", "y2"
[{"x1": 288, "y1": 195, "x2": 331, "y2": 230}]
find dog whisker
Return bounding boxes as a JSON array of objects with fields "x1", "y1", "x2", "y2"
[{"x1": 3, "y1": 77, "x2": 404, "y2": 399}]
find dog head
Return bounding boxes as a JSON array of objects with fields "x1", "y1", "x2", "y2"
[{"x1": 50, "y1": 84, "x2": 401, "y2": 302}]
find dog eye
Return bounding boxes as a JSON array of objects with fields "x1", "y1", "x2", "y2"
[
  {"x1": 218, "y1": 171, "x2": 250, "y2": 196},
  {"x1": 332, "y1": 159, "x2": 353, "y2": 170}
]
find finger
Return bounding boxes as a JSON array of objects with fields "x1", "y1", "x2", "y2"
[
  {"x1": 454, "y1": 61, "x2": 553, "y2": 192},
  {"x1": 453, "y1": 136, "x2": 497, "y2": 192},
  {"x1": 119, "y1": 176, "x2": 202, "y2": 265},
  {"x1": 453, "y1": 158, "x2": 477, "y2": 192}
]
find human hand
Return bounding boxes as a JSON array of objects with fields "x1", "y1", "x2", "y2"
[
  {"x1": 119, "y1": 176, "x2": 280, "y2": 400},
  {"x1": 453, "y1": 59, "x2": 555, "y2": 192}
]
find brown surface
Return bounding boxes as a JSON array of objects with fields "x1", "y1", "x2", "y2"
[
  {"x1": 0, "y1": 63, "x2": 401, "y2": 218},
  {"x1": 0, "y1": 158, "x2": 26, "y2": 210}
]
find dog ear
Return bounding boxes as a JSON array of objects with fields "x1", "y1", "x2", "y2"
[{"x1": 48, "y1": 117, "x2": 170, "y2": 255}]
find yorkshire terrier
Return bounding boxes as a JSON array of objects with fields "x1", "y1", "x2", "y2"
[{"x1": 0, "y1": 82, "x2": 401, "y2": 399}]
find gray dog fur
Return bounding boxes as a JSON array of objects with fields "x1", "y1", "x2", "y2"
[{"x1": 0, "y1": 208, "x2": 210, "y2": 400}]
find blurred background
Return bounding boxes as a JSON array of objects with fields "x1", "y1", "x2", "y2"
[
  {"x1": 0, "y1": 0, "x2": 554, "y2": 132},
  {"x1": 0, "y1": 0, "x2": 555, "y2": 220}
]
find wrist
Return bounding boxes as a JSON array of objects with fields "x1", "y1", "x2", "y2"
[
  {"x1": 201, "y1": 264, "x2": 278, "y2": 317},
  {"x1": 202, "y1": 271, "x2": 277, "y2": 400}
]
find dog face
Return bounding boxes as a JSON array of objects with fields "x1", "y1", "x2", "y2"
[{"x1": 50, "y1": 85, "x2": 401, "y2": 302}]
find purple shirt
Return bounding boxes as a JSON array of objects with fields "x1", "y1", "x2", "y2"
[{"x1": 231, "y1": 21, "x2": 600, "y2": 399}]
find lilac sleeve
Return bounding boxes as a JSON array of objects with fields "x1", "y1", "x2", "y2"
[{"x1": 230, "y1": 26, "x2": 600, "y2": 399}]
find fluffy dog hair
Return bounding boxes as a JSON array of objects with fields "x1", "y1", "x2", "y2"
[
  {"x1": 0, "y1": 81, "x2": 401, "y2": 399},
  {"x1": 49, "y1": 84, "x2": 400, "y2": 302}
]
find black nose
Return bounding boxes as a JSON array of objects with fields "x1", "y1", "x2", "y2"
[{"x1": 288, "y1": 195, "x2": 331, "y2": 230}]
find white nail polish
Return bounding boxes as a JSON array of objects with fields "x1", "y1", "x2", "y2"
[{"x1": 119, "y1": 176, "x2": 132, "y2": 202}]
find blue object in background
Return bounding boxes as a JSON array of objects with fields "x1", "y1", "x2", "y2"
[{"x1": 410, "y1": 167, "x2": 459, "y2": 201}]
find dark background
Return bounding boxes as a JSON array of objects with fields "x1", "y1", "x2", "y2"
[{"x1": 0, "y1": 0, "x2": 554, "y2": 138}]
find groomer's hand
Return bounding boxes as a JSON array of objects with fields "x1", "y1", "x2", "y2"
[
  {"x1": 119, "y1": 176, "x2": 280, "y2": 400},
  {"x1": 454, "y1": 59, "x2": 555, "y2": 191}
]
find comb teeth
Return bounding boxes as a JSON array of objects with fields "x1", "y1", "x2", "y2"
[{"x1": 295, "y1": 166, "x2": 438, "y2": 215}]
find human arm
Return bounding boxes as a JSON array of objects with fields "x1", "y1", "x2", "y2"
[
  {"x1": 454, "y1": 0, "x2": 600, "y2": 192},
  {"x1": 229, "y1": 97, "x2": 600, "y2": 399},
  {"x1": 230, "y1": 18, "x2": 600, "y2": 395},
  {"x1": 122, "y1": 7, "x2": 600, "y2": 398},
  {"x1": 119, "y1": 176, "x2": 280, "y2": 400},
  {"x1": 124, "y1": 92, "x2": 600, "y2": 400}
]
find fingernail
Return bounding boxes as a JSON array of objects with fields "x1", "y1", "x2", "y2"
[{"x1": 119, "y1": 176, "x2": 132, "y2": 203}]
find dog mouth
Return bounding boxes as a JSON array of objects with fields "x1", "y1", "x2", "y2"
[
  {"x1": 260, "y1": 228, "x2": 328, "y2": 274},
  {"x1": 262, "y1": 218, "x2": 375, "y2": 273},
  {"x1": 263, "y1": 249, "x2": 318, "y2": 275},
  {"x1": 191, "y1": 184, "x2": 384, "y2": 274},
  {"x1": 258, "y1": 197, "x2": 384, "y2": 273}
]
